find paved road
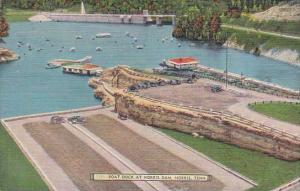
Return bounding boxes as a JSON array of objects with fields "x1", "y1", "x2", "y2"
[{"x1": 222, "y1": 24, "x2": 300, "y2": 40}]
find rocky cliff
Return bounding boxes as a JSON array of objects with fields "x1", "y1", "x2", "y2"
[
  {"x1": 115, "y1": 91, "x2": 300, "y2": 161},
  {"x1": 225, "y1": 39, "x2": 300, "y2": 66},
  {"x1": 89, "y1": 65, "x2": 168, "y2": 105}
]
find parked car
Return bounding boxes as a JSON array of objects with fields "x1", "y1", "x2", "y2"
[
  {"x1": 50, "y1": 116, "x2": 65, "y2": 124},
  {"x1": 67, "y1": 116, "x2": 86, "y2": 124},
  {"x1": 118, "y1": 113, "x2": 128, "y2": 120}
]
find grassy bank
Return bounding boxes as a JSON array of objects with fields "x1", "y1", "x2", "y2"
[
  {"x1": 222, "y1": 15, "x2": 300, "y2": 36},
  {"x1": 224, "y1": 27, "x2": 300, "y2": 53},
  {"x1": 249, "y1": 102, "x2": 300, "y2": 125},
  {"x1": 159, "y1": 128, "x2": 300, "y2": 191},
  {"x1": 4, "y1": 9, "x2": 36, "y2": 22},
  {"x1": 0, "y1": 123, "x2": 48, "y2": 191}
]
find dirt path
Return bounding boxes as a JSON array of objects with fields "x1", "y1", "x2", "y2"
[{"x1": 222, "y1": 24, "x2": 300, "y2": 40}]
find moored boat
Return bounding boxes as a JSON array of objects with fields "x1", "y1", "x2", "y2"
[{"x1": 96, "y1": 33, "x2": 111, "y2": 38}]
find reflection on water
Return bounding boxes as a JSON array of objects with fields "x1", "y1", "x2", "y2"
[{"x1": 0, "y1": 22, "x2": 299, "y2": 117}]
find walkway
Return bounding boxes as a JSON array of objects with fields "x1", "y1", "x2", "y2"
[
  {"x1": 223, "y1": 82, "x2": 300, "y2": 138},
  {"x1": 222, "y1": 24, "x2": 300, "y2": 40}
]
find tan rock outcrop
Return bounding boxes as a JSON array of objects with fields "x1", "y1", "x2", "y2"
[
  {"x1": 0, "y1": 48, "x2": 19, "y2": 63},
  {"x1": 114, "y1": 91, "x2": 300, "y2": 161}
]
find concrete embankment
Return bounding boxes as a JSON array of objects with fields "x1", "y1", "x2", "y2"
[{"x1": 31, "y1": 12, "x2": 176, "y2": 25}]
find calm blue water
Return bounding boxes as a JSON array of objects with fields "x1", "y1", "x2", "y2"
[{"x1": 0, "y1": 22, "x2": 300, "y2": 118}]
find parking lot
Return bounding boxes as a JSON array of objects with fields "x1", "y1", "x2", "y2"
[{"x1": 2, "y1": 107, "x2": 254, "y2": 191}]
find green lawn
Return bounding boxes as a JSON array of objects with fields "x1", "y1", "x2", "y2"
[
  {"x1": 249, "y1": 102, "x2": 300, "y2": 125},
  {"x1": 0, "y1": 123, "x2": 48, "y2": 191},
  {"x1": 159, "y1": 128, "x2": 300, "y2": 191},
  {"x1": 223, "y1": 27, "x2": 300, "y2": 53},
  {"x1": 222, "y1": 15, "x2": 300, "y2": 36},
  {"x1": 4, "y1": 9, "x2": 37, "y2": 22}
]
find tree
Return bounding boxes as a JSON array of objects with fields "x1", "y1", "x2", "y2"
[{"x1": 0, "y1": 0, "x2": 9, "y2": 39}]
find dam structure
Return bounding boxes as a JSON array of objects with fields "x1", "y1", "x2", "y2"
[{"x1": 37, "y1": 10, "x2": 176, "y2": 25}]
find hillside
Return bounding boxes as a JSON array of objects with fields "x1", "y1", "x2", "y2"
[{"x1": 252, "y1": 1, "x2": 300, "y2": 21}]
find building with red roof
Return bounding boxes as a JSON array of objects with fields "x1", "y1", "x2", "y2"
[{"x1": 164, "y1": 57, "x2": 198, "y2": 69}]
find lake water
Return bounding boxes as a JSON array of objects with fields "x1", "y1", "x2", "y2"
[{"x1": 0, "y1": 22, "x2": 300, "y2": 118}]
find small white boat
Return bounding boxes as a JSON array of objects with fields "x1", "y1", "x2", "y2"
[
  {"x1": 96, "y1": 47, "x2": 102, "y2": 51},
  {"x1": 178, "y1": 43, "x2": 182, "y2": 47},
  {"x1": 96, "y1": 33, "x2": 111, "y2": 38},
  {"x1": 162, "y1": 38, "x2": 165, "y2": 43},
  {"x1": 69, "y1": 47, "x2": 76, "y2": 52},
  {"x1": 136, "y1": 45, "x2": 144, "y2": 49},
  {"x1": 76, "y1": 35, "x2": 83, "y2": 39},
  {"x1": 133, "y1": 37, "x2": 138, "y2": 42},
  {"x1": 125, "y1": 32, "x2": 130, "y2": 37},
  {"x1": 77, "y1": 56, "x2": 92, "y2": 64}
]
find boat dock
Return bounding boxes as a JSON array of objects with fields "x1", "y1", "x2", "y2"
[{"x1": 63, "y1": 63, "x2": 103, "y2": 76}]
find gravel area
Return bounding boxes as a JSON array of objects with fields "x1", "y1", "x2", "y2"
[
  {"x1": 24, "y1": 122, "x2": 141, "y2": 191},
  {"x1": 84, "y1": 114, "x2": 224, "y2": 191},
  {"x1": 140, "y1": 80, "x2": 247, "y2": 110}
]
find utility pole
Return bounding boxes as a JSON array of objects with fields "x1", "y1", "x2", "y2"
[{"x1": 225, "y1": 32, "x2": 228, "y2": 89}]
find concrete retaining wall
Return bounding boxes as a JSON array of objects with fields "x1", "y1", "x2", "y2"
[{"x1": 47, "y1": 13, "x2": 145, "y2": 24}]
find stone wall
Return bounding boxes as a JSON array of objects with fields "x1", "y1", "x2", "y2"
[{"x1": 114, "y1": 91, "x2": 300, "y2": 161}]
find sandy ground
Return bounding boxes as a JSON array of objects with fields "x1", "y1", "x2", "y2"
[
  {"x1": 140, "y1": 80, "x2": 246, "y2": 111},
  {"x1": 140, "y1": 79, "x2": 300, "y2": 137},
  {"x1": 84, "y1": 114, "x2": 224, "y2": 191},
  {"x1": 29, "y1": 14, "x2": 52, "y2": 22},
  {"x1": 24, "y1": 122, "x2": 141, "y2": 191},
  {"x1": 2, "y1": 107, "x2": 254, "y2": 191}
]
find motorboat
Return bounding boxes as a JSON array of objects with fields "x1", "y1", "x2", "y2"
[
  {"x1": 96, "y1": 33, "x2": 111, "y2": 38},
  {"x1": 96, "y1": 47, "x2": 102, "y2": 51},
  {"x1": 69, "y1": 47, "x2": 76, "y2": 52},
  {"x1": 136, "y1": 45, "x2": 144, "y2": 49}
]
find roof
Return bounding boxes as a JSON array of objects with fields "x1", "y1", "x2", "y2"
[
  {"x1": 82, "y1": 64, "x2": 99, "y2": 69},
  {"x1": 63, "y1": 63, "x2": 101, "y2": 70},
  {"x1": 168, "y1": 57, "x2": 198, "y2": 65}
]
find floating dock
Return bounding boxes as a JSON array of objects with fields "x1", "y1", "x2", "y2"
[{"x1": 62, "y1": 63, "x2": 103, "y2": 76}]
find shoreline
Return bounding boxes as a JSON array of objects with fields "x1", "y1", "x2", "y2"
[
  {"x1": 0, "y1": 48, "x2": 20, "y2": 63},
  {"x1": 225, "y1": 40, "x2": 300, "y2": 67}
]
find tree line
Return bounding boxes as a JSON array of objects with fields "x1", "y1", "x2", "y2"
[
  {"x1": 173, "y1": 1, "x2": 224, "y2": 44},
  {"x1": 4, "y1": 0, "x2": 185, "y2": 14},
  {"x1": 172, "y1": 0, "x2": 290, "y2": 43},
  {"x1": 0, "y1": 0, "x2": 8, "y2": 39}
]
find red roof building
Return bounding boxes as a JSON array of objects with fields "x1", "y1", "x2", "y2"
[{"x1": 165, "y1": 57, "x2": 198, "y2": 69}]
